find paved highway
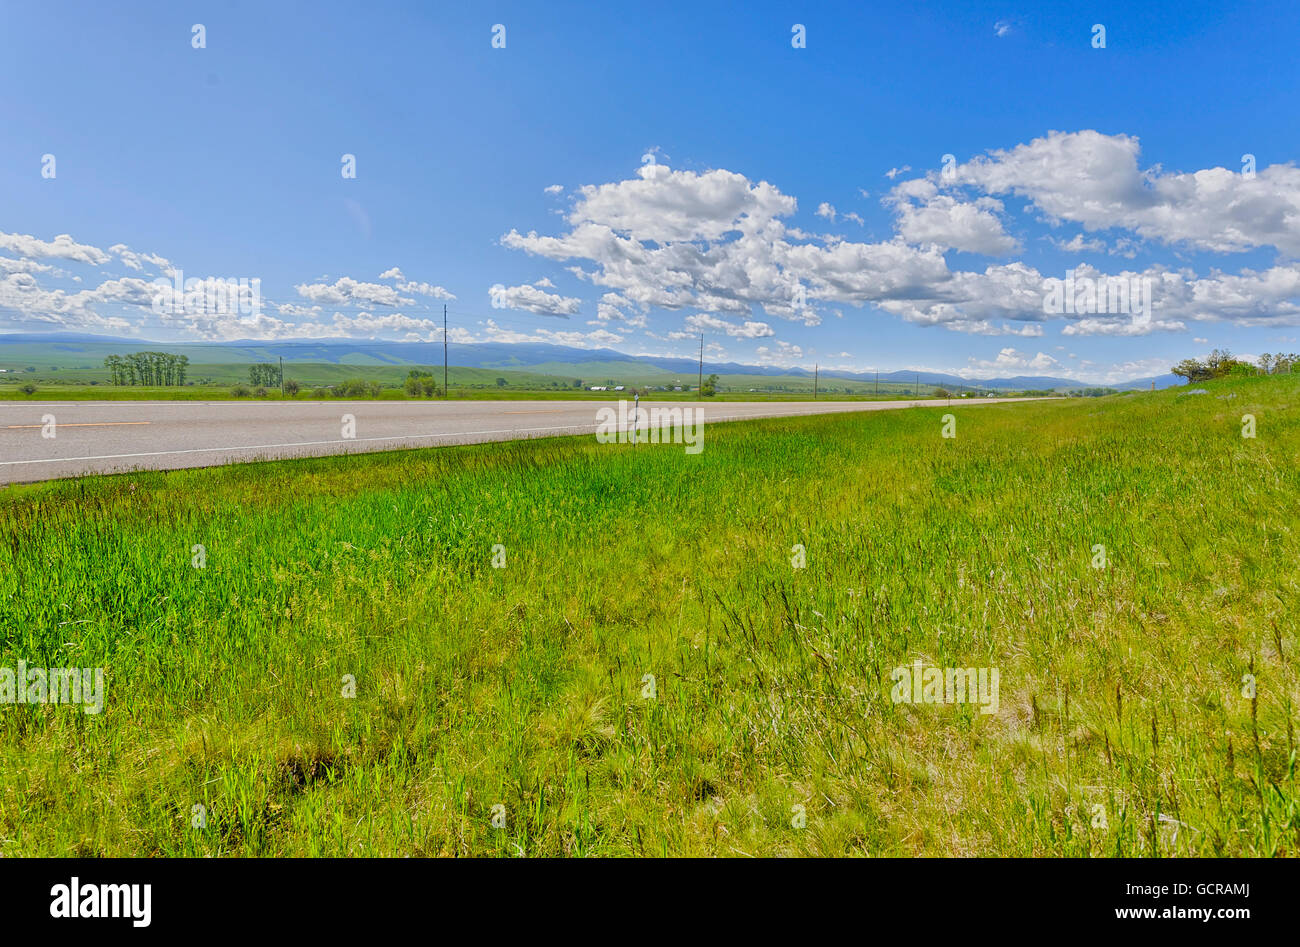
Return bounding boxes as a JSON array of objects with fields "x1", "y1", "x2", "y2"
[{"x1": 0, "y1": 397, "x2": 1037, "y2": 484}]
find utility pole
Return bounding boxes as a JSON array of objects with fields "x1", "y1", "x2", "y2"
[
  {"x1": 279, "y1": 356, "x2": 284, "y2": 396},
  {"x1": 813, "y1": 364, "x2": 818, "y2": 400},
  {"x1": 443, "y1": 304, "x2": 448, "y2": 398},
  {"x1": 916, "y1": 373, "x2": 920, "y2": 397},
  {"x1": 697, "y1": 332, "x2": 703, "y2": 394},
  {"x1": 875, "y1": 370, "x2": 878, "y2": 397}
]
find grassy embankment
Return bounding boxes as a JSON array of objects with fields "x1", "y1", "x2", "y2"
[{"x1": 0, "y1": 373, "x2": 1294, "y2": 855}]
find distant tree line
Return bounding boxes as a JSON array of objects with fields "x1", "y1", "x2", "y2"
[
  {"x1": 104, "y1": 353, "x2": 190, "y2": 386},
  {"x1": 1172, "y1": 348, "x2": 1297, "y2": 384},
  {"x1": 1256, "y1": 352, "x2": 1299, "y2": 374}
]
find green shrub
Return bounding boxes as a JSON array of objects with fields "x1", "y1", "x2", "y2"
[
  {"x1": 334, "y1": 379, "x2": 382, "y2": 398},
  {"x1": 404, "y1": 370, "x2": 441, "y2": 398}
]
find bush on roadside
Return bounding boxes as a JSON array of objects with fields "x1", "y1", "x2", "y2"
[
  {"x1": 333, "y1": 379, "x2": 382, "y2": 398},
  {"x1": 404, "y1": 370, "x2": 441, "y2": 398},
  {"x1": 230, "y1": 384, "x2": 251, "y2": 397},
  {"x1": 254, "y1": 386, "x2": 269, "y2": 398},
  {"x1": 19, "y1": 383, "x2": 37, "y2": 395},
  {"x1": 283, "y1": 379, "x2": 300, "y2": 396}
]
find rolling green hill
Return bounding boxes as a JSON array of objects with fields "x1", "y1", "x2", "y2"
[
  {"x1": 0, "y1": 332, "x2": 1166, "y2": 392},
  {"x1": 0, "y1": 361, "x2": 931, "y2": 398}
]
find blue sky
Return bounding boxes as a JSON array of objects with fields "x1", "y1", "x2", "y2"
[{"x1": 2, "y1": 0, "x2": 1299, "y2": 382}]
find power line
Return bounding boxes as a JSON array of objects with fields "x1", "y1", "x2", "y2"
[{"x1": 697, "y1": 332, "x2": 703, "y2": 393}]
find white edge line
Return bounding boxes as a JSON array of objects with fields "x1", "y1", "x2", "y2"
[
  {"x1": 0, "y1": 424, "x2": 597, "y2": 466},
  {"x1": 0, "y1": 398, "x2": 1041, "y2": 468}
]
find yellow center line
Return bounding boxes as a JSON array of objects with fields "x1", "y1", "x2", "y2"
[{"x1": 5, "y1": 421, "x2": 152, "y2": 429}]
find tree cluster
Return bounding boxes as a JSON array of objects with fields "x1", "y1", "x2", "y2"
[
  {"x1": 403, "y1": 369, "x2": 442, "y2": 398},
  {"x1": 104, "y1": 353, "x2": 190, "y2": 386},
  {"x1": 249, "y1": 363, "x2": 283, "y2": 387},
  {"x1": 1256, "y1": 352, "x2": 1299, "y2": 374},
  {"x1": 1172, "y1": 348, "x2": 1282, "y2": 383}
]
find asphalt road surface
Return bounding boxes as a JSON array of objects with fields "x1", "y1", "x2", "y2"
[{"x1": 0, "y1": 397, "x2": 1038, "y2": 484}]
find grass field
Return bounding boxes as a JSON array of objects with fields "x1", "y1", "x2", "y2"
[
  {"x1": 0, "y1": 373, "x2": 1295, "y2": 856},
  {"x1": 0, "y1": 361, "x2": 939, "y2": 399},
  {"x1": 0, "y1": 382, "x2": 948, "y2": 403}
]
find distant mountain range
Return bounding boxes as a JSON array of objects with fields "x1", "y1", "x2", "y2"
[{"x1": 0, "y1": 332, "x2": 1183, "y2": 390}]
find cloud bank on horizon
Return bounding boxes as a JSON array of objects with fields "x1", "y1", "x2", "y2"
[{"x1": 6, "y1": 128, "x2": 1299, "y2": 381}]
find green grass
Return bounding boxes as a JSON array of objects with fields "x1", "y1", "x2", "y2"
[
  {"x1": 0, "y1": 381, "x2": 950, "y2": 402},
  {"x1": 1, "y1": 360, "x2": 968, "y2": 399},
  {"x1": 0, "y1": 375, "x2": 1295, "y2": 856},
  {"x1": 1, "y1": 363, "x2": 589, "y2": 391}
]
